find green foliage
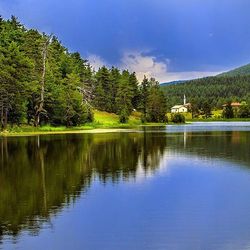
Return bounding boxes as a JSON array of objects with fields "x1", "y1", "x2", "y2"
[
  {"x1": 0, "y1": 17, "x2": 94, "y2": 128},
  {"x1": 138, "y1": 76, "x2": 150, "y2": 121},
  {"x1": 146, "y1": 81, "x2": 167, "y2": 123},
  {"x1": 116, "y1": 70, "x2": 134, "y2": 123},
  {"x1": 222, "y1": 102, "x2": 234, "y2": 119},
  {"x1": 238, "y1": 104, "x2": 250, "y2": 118},
  {"x1": 0, "y1": 16, "x2": 166, "y2": 128},
  {"x1": 218, "y1": 63, "x2": 250, "y2": 77},
  {"x1": 200, "y1": 101, "x2": 212, "y2": 119},
  {"x1": 171, "y1": 113, "x2": 185, "y2": 123},
  {"x1": 138, "y1": 77, "x2": 167, "y2": 123},
  {"x1": 162, "y1": 75, "x2": 250, "y2": 112}
]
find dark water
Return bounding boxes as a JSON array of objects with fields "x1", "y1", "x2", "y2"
[{"x1": 1, "y1": 124, "x2": 250, "y2": 250}]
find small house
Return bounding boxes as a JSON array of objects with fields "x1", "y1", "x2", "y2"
[
  {"x1": 171, "y1": 95, "x2": 189, "y2": 113},
  {"x1": 171, "y1": 105, "x2": 188, "y2": 113}
]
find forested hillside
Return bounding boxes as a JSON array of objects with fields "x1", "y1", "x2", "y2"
[
  {"x1": 0, "y1": 16, "x2": 166, "y2": 129},
  {"x1": 218, "y1": 64, "x2": 250, "y2": 77},
  {"x1": 162, "y1": 75, "x2": 250, "y2": 111}
]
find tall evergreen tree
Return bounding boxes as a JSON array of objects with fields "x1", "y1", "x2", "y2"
[
  {"x1": 94, "y1": 66, "x2": 112, "y2": 112},
  {"x1": 129, "y1": 72, "x2": 139, "y2": 109},
  {"x1": 109, "y1": 67, "x2": 121, "y2": 113},
  {"x1": 116, "y1": 70, "x2": 134, "y2": 123},
  {"x1": 139, "y1": 76, "x2": 150, "y2": 122},
  {"x1": 222, "y1": 102, "x2": 234, "y2": 119},
  {"x1": 146, "y1": 81, "x2": 167, "y2": 123}
]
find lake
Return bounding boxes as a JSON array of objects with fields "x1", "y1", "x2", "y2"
[{"x1": 1, "y1": 122, "x2": 250, "y2": 250}]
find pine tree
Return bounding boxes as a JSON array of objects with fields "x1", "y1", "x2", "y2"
[
  {"x1": 146, "y1": 80, "x2": 167, "y2": 123},
  {"x1": 116, "y1": 70, "x2": 134, "y2": 123},
  {"x1": 109, "y1": 67, "x2": 121, "y2": 113},
  {"x1": 139, "y1": 76, "x2": 150, "y2": 122},
  {"x1": 0, "y1": 41, "x2": 31, "y2": 129},
  {"x1": 94, "y1": 66, "x2": 112, "y2": 112},
  {"x1": 129, "y1": 72, "x2": 139, "y2": 109},
  {"x1": 222, "y1": 102, "x2": 234, "y2": 119}
]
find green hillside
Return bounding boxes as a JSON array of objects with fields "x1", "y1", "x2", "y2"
[
  {"x1": 218, "y1": 63, "x2": 250, "y2": 77},
  {"x1": 161, "y1": 62, "x2": 250, "y2": 112},
  {"x1": 161, "y1": 75, "x2": 250, "y2": 111}
]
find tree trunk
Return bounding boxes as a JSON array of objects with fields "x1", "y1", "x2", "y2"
[
  {"x1": 2, "y1": 108, "x2": 8, "y2": 130},
  {"x1": 34, "y1": 35, "x2": 51, "y2": 127},
  {"x1": 1, "y1": 106, "x2": 4, "y2": 130}
]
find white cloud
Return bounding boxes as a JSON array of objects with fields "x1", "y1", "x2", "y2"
[
  {"x1": 120, "y1": 51, "x2": 222, "y2": 83},
  {"x1": 120, "y1": 51, "x2": 169, "y2": 82},
  {"x1": 87, "y1": 51, "x2": 223, "y2": 83},
  {"x1": 87, "y1": 54, "x2": 107, "y2": 71}
]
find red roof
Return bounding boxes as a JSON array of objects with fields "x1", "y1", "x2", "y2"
[{"x1": 222, "y1": 102, "x2": 241, "y2": 107}]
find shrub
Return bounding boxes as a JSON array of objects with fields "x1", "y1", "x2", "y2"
[{"x1": 171, "y1": 113, "x2": 185, "y2": 123}]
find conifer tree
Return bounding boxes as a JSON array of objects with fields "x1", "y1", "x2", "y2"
[
  {"x1": 94, "y1": 66, "x2": 112, "y2": 112},
  {"x1": 139, "y1": 76, "x2": 150, "y2": 122},
  {"x1": 146, "y1": 81, "x2": 167, "y2": 123},
  {"x1": 116, "y1": 70, "x2": 134, "y2": 123}
]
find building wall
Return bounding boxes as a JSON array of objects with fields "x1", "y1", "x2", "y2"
[{"x1": 171, "y1": 107, "x2": 188, "y2": 113}]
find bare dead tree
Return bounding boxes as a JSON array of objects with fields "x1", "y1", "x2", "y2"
[
  {"x1": 34, "y1": 34, "x2": 52, "y2": 127},
  {"x1": 77, "y1": 80, "x2": 95, "y2": 109}
]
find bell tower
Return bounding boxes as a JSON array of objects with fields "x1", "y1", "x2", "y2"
[{"x1": 184, "y1": 94, "x2": 186, "y2": 105}]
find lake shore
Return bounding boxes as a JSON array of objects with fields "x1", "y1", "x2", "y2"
[
  {"x1": 2, "y1": 120, "x2": 250, "y2": 137},
  {"x1": 0, "y1": 123, "x2": 167, "y2": 137}
]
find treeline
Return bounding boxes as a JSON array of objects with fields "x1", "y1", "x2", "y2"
[
  {"x1": 162, "y1": 75, "x2": 250, "y2": 111},
  {"x1": 0, "y1": 16, "x2": 166, "y2": 130}
]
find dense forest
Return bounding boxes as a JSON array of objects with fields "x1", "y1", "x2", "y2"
[
  {"x1": 0, "y1": 16, "x2": 167, "y2": 130},
  {"x1": 218, "y1": 63, "x2": 250, "y2": 77},
  {"x1": 162, "y1": 75, "x2": 250, "y2": 113}
]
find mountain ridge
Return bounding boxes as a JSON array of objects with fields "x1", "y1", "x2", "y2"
[
  {"x1": 217, "y1": 63, "x2": 250, "y2": 77},
  {"x1": 160, "y1": 63, "x2": 250, "y2": 86}
]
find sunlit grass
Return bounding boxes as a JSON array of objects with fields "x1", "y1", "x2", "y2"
[{"x1": 93, "y1": 110, "x2": 142, "y2": 127}]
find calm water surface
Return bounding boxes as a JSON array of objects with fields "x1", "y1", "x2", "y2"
[{"x1": 1, "y1": 123, "x2": 250, "y2": 250}]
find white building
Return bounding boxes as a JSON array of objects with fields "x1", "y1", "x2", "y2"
[
  {"x1": 171, "y1": 105, "x2": 188, "y2": 113},
  {"x1": 171, "y1": 95, "x2": 189, "y2": 113}
]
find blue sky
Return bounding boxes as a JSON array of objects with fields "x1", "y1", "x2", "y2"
[{"x1": 1, "y1": 0, "x2": 250, "y2": 82}]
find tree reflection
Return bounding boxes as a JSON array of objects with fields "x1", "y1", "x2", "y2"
[
  {"x1": 2, "y1": 130, "x2": 249, "y2": 239},
  {"x1": 0, "y1": 132, "x2": 167, "y2": 237},
  {"x1": 165, "y1": 131, "x2": 250, "y2": 166}
]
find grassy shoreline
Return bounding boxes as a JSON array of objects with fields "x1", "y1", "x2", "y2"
[
  {"x1": 0, "y1": 123, "x2": 168, "y2": 137},
  {"x1": 2, "y1": 109, "x2": 250, "y2": 137},
  {"x1": 186, "y1": 118, "x2": 250, "y2": 122},
  {"x1": 2, "y1": 119, "x2": 250, "y2": 137}
]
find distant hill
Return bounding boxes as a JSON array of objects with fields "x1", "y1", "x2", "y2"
[
  {"x1": 161, "y1": 63, "x2": 250, "y2": 86},
  {"x1": 161, "y1": 75, "x2": 250, "y2": 111},
  {"x1": 218, "y1": 63, "x2": 250, "y2": 77},
  {"x1": 160, "y1": 80, "x2": 187, "y2": 86}
]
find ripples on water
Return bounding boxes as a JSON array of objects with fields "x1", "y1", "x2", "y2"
[{"x1": 1, "y1": 123, "x2": 250, "y2": 250}]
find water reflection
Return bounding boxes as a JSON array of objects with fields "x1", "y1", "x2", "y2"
[
  {"x1": 0, "y1": 132, "x2": 167, "y2": 238},
  {"x1": 1, "y1": 129, "x2": 250, "y2": 249},
  {"x1": 165, "y1": 131, "x2": 250, "y2": 166},
  {"x1": 166, "y1": 121, "x2": 250, "y2": 132}
]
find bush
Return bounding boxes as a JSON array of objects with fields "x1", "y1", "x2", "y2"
[
  {"x1": 119, "y1": 109, "x2": 129, "y2": 123},
  {"x1": 171, "y1": 113, "x2": 185, "y2": 123},
  {"x1": 222, "y1": 103, "x2": 234, "y2": 119},
  {"x1": 238, "y1": 105, "x2": 250, "y2": 118}
]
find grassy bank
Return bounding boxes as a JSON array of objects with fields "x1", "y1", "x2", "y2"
[
  {"x1": 2, "y1": 110, "x2": 250, "y2": 137},
  {"x1": 0, "y1": 110, "x2": 166, "y2": 136},
  {"x1": 187, "y1": 118, "x2": 250, "y2": 122},
  {"x1": 168, "y1": 110, "x2": 250, "y2": 122}
]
